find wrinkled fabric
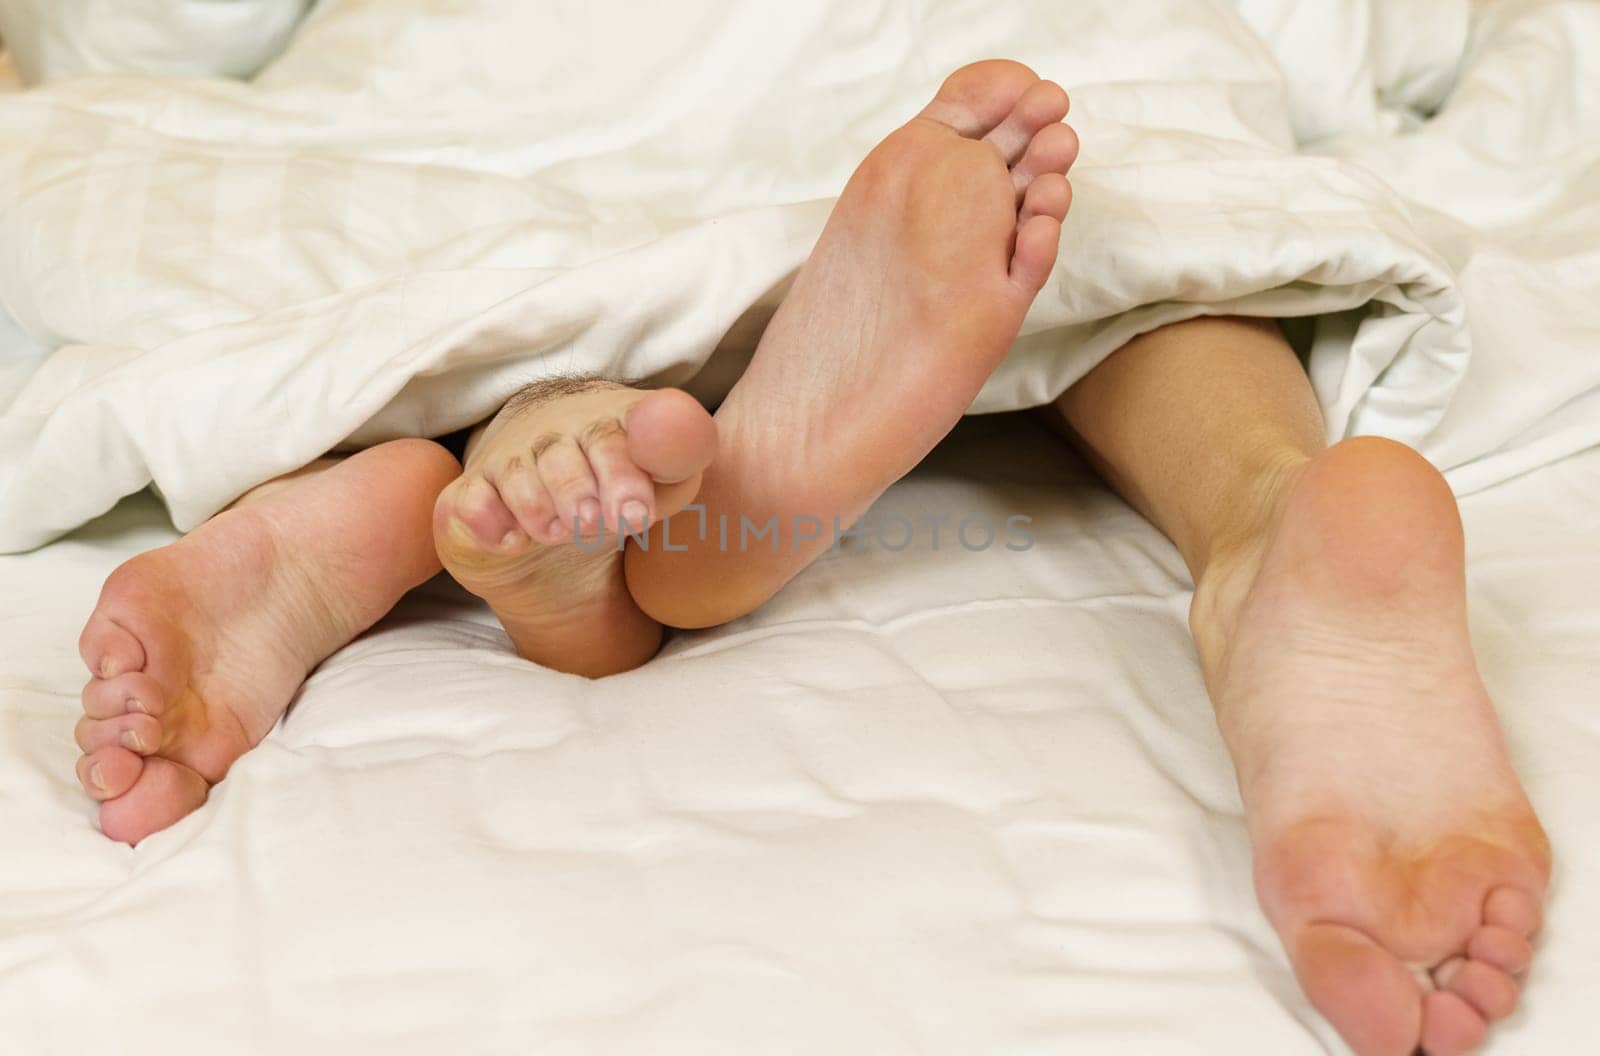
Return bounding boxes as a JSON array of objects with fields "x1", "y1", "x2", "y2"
[
  {"x1": 0, "y1": 0, "x2": 1596, "y2": 552},
  {"x1": 0, "y1": 0, "x2": 310, "y2": 83},
  {"x1": 2, "y1": 417, "x2": 1597, "y2": 1054}
]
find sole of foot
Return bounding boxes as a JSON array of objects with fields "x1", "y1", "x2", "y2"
[
  {"x1": 1192, "y1": 436, "x2": 1551, "y2": 1056},
  {"x1": 432, "y1": 382, "x2": 716, "y2": 677},
  {"x1": 75, "y1": 439, "x2": 460, "y2": 844},
  {"x1": 624, "y1": 58, "x2": 1079, "y2": 628}
]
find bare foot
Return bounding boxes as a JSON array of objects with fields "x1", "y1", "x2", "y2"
[
  {"x1": 625, "y1": 59, "x2": 1078, "y2": 627},
  {"x1": 432, "y1": 381, "x2": 715, "y2": 677},
  {"x1": 1191, "y1": 437, "x2": 1551, "y2": 1056},
  {"x1": 74, "y1": 439, "x2": 460, "y2": 844}
]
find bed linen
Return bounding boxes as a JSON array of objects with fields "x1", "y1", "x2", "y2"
[
  {"x1": 1, "y1": 0, "x2": 1598, "y2": 550},
  {"x1": 2, "y1": 1, "x2": 1599, "y2": 1053},
  {"x1": 2, "y1": 416, "x2": 1598, "y2": 1054},
  {"x1": 0, "y1": 0, "x2": 310, "y2": 85}
]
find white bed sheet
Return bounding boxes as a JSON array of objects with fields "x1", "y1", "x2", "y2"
[{"x1": 1, "y1": 415, "x2": 1597, "y2": 1055}]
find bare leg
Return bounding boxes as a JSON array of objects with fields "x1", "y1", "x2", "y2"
[
  {"x1": 75, "y1": 439, "x2": 460, "y2": 844},
  {"x1": 1052, "y1": 317, "x2": 1549, "y2": 1056}
]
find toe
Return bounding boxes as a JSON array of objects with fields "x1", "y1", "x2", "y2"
[
  {"x1": 78, "y1": 613, "x2": 145, "y2": 679},
  {"x1": 983, "y1": 79, "x2": 1071, "y2": 163},
  {"x1": 1484, "y1": 885, "x2": 1542, "y2": 937},
  {"x1": 1019, "y1": 172, "x2": 1072, "y2": 225},
  {"x1": 437, "y1": 474, "x2": 523, "y2": 551},
  {"x1": 81, "y1": 670, "x2": 165, "y2": 719},
  {"x1": 916, "y1": 59, "x2": 1041, "y2": 137},
  {"x1": 536, "y1": 439, "x2": 601, "y2": 539},
  {"x1": 1444, "y1": 960, "x2": 1520, "y2": 1021},
  {"x1": 580, "y1": 420, "x2": 656, "y2": 533},
  {"x1": 75, "y1": 712, "x2": 164, "y2": 755},
  {"x1": 1011, "y1": 122, "x2": 1080, "y2": 197},
  {"x1": 1009, "y1": 213, "x2": 1062, "y2": 294},
  {"x1": 489, "y1": 457, "x2": 557, "y2": 545},
  {"x1": 625, "y1": 389, "x2": 717, "y2": 480},
  {"x1": 1420, "y1": 990, "x2": 1488, "y2": 1056},
  {"x1": 76, "y1": 746, "x2": 144, "y2": 801},
  {"x1": 1467, "y1": 925, "x2": 1534, "y2": 975},
  {"x1": 97, "y1": 756, "x2": 210, "y2": 845},
  {"x1": 1290, "y1": 923, "x2": 1422, "y2": 1056},
  {"x1": 625, "y1": 389, "x2": 717, "y2": 519}
]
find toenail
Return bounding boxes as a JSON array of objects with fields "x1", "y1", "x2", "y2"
[
  {"x1": 89, "y1": 763, "x2": 105, "y2": 792},
  {"x1": 127, "y1": 697, "x2": 147, "y2": 714},
  {"x1": 121, "y1": 730, "x2": 145, "y2": 752},
  {"x1": 499, "y1": 530, "x2": 525, "y2": 550},
  {"x1": 620, "y1": 500, "x2": 649, "y2": 529},
  {"x1": 578, "y1": 498, "x2": 601, "y2": 526}
]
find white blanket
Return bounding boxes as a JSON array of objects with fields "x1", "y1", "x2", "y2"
[{"x1": 2, "y1": 0, "x2": 1597, "y2": 551}]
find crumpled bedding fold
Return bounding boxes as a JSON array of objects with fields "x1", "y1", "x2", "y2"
[{"x1": 1, "y1": 0, "x2": 1597, "y2": 551}]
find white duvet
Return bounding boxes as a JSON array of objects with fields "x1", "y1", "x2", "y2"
[{"x1": 1, "y1": 0, "x2": 1597, "y2": 550}]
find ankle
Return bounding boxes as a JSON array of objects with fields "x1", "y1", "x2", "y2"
[{"x1": 1187, "y1": 449, "x2": 1311, "y2": 667}]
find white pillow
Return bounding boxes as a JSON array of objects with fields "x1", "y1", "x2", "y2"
[{"x1": 0, "y1": 0, "x2": 310, "y2": 84}]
